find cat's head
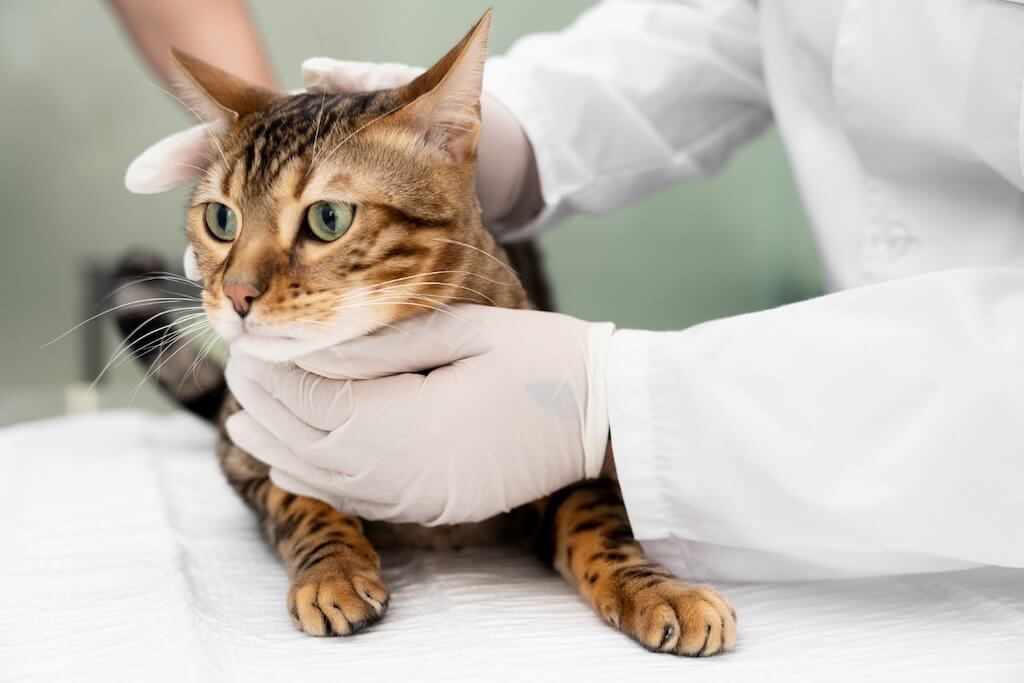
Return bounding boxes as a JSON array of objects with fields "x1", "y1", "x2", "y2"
[{"x1": 175, "y1": 11, "x2": 506, "y2": 361}]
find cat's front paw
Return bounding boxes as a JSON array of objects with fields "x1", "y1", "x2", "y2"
[
  {"x1": 597, "y1": 577, "x2": 736, "y2": 656},
  {"x1": 287, "y1": 564, "x2": 390, "y2": 637}
]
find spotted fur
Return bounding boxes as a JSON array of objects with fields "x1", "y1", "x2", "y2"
[{"x1": 116, "y1": 11, "x2": 735, "y2": 654}]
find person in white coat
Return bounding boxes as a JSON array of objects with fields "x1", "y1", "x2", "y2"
[{"x1": 129, "y1": 0, "x2": 1024, "y2": 582}]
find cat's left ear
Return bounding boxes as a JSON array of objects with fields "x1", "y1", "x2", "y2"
[
  {"x1": 170, "y1": 48, "x2": 278, "y2": 123},
  {"x1": 393, "y1": 10, "x2": 491, "y2": 164}
]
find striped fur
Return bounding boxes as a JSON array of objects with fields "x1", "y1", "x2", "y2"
[{"x1": 115, "y1": 12, "x2": 735, "y2": 653}]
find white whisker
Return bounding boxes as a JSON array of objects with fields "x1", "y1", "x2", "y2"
[
  {"x1": 324, "y1": 269, "x2": 515, "y2": 303},
  {"x1": 93, "y1": 313, "x2": 209, "y2": 389},
  {"x1": 174, "y1": 162, "x2": 215, "y2": 175},
  {"x1": 369, "y1": 280, "x2": 497, "y2": 306},
  {"x1": 178, "y1": 328, "x2": 221, "y2": 394},
  {"x1": 345, "y1": 295, "x2": 471, "y2": 324},
  {"x1": 117, "y1": 312, "x2": 210, "y2": 360},
  {"x1": 126, "y1": 322, "x2": 212, "y2": 403},
  {"x1": 138, "y1": 79, "x2": 229, "y2": 168},
  {"x1": 43, "y1": 298, "x2": 204, "y2": 348},
  {"x1": 307, "y1": 89, "x2": 329, "y2": 173},
  {"x1": 431, "y1": 237, "x2": 519, "y2": 279},
  {"x1": 307, "y1": 99, "x2": 408, "y2": 178},
  {"x1": 94, "y1": 274, "x2": 201, "y2": 312},
  {"x1": 296, "y1": 308, "x2": 411, "y2": 335}
]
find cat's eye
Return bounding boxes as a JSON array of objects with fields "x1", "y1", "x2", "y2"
[
  {"x1": 306, "y1": 201, "x2": 354, "y2": 242},
  {"x1": 204, "y1": 202, "x2": 237, "y2": 241}
]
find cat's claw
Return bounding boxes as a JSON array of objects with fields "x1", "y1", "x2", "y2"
[
  {"x1": 287, "y1": 571, "x2": 390, "y2": 637},
  {"x1": 604, "y1": 580, "x2": 736, "y2": 656}
]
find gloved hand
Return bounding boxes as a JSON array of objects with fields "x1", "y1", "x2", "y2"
[
  {"x1": 224, "y1": 305, "x2": 615, "y2": 525},
  {"x1": 125, "y1": 58, "x2": 539, "y2": 226}
]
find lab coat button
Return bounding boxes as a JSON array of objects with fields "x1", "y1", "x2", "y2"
[{"x1": 870, "y1": 222, "x2": 912, "y2": 260}]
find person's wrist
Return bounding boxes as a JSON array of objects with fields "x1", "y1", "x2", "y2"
[{"x1": 477, "y1": 93, "x2": 541, "y2": 226}]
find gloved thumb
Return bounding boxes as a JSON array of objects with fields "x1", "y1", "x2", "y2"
[
  {"x1": 226, "y1": 410, "x2": 334, "y2": 482},
  {"x1": 124, "y1": 123, "x2": 217, "y2": 194}
]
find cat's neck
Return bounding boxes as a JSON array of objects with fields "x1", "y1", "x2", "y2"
[{"x1": 448, "y1": 215, "x2": 531, "y2": 310}]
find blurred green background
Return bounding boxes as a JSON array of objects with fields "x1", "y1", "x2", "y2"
[{"x1": 0, "y1": 0, "x2": 821, "y2": 423}]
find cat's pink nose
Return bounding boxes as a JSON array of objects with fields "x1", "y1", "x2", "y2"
[{"x1": 223, "y1": 279, "x2": 265, "y2": 318}]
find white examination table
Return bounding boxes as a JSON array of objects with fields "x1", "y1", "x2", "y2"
[{"x1": 1, "y1": 412, "x2": 1022, "y2": 682}]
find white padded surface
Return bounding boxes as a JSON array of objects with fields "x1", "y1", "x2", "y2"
[{"x1": 1, "y1": 411, "x2": 1022, "y2": 682}]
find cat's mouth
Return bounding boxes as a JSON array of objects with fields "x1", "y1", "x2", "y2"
[
  {"x1": 230, "y1": 326, "x2": 324, "y2": 362},
  {"x1": 206, "y1": 297, "x2": 391, "y2": 362},
  {"x1": 238, "y1": 320, "x2": 297, "y2": 340},
  {"x1": 222, "y1": 316, "x2": 382, "y2": 363},
  {"x1": 205, "y1": 307, "x2": 314, "y2": 361}
]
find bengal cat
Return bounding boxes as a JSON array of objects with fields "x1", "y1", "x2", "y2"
[{"x1": 115, "y1": 11, "x2": 736, "y2": 656}]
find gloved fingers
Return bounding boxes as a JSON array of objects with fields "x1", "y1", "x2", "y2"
[
  {"x1": 230, "y1": 413, "x2": 399, "y2": 519},
  {"x1": 124, "y1": 123, "x2": 218, "y2": 194},
  {"x1": 225, "y1": 357, "x2": 330, "y2": 450},
  {"x1": 225, "y1": 411, "x2": 337, "y2": 484},
  {"x1": 228, "y1": 352, "x2": 429, "y2": 434},
  {"x1": 267, "y1": 467, "x2": 341, "y2": 506},
  {"x1": 295, "y1": 305, "x2": 494, "y2": 380},
  {"x1": 302, "y1": 58, "x2": 424, "y2": 94},
  {"x1": 183, "y1": 245, "x2": 201, "y2": 282},
  {"x1": 270, "y1": 468, "x2": 400, "y2": 521}
]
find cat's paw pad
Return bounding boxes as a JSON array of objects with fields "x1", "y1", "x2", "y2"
[
  {"x1": 603, "y1": 579, "x2": 736, "y2": 656},
  {"x1": 287, "y1": 570, "x2": 390, "y2": 637}
]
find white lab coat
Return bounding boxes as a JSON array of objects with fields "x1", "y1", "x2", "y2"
[{"x1": 484, "y1": 0, "x2": 1024, "y2": 580}]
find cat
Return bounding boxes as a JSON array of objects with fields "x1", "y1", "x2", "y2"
[{"x1": 114, "y1": 11, "x2": 736, "y2": 656}]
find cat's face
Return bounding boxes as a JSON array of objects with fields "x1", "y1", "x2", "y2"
[{"x1": 180, "y1": 13, "x2": 493, "y2": 361}]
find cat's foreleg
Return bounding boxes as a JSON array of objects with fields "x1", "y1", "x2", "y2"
[{"x1": 538, "y1": 479, "x2": 737, "y2": 655}]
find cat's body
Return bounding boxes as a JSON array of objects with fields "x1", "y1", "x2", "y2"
[{"x1": 116, "y1": 11, "x2": 735, "y2": 655}]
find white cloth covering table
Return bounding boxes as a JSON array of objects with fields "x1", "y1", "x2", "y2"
[{"x1": 1, "y1": 411, "x2": 1022, "y2": 682}]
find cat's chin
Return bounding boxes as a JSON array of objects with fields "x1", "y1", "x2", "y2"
[
  {"x1": 230, "y1": 333, "x2": 327, "y2": 363},
  {"x1": 228, "y1": 318, "x2": 388, "y2": 363},
  {"x1": 209, "y1": 299, "x2": 391, "y2": 363}
]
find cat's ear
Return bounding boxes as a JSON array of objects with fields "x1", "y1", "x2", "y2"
[
  {"x1": 392, "y1": 10, "x2": 491, "y2": 164},
  {"x1": 169, "y1": 48, "x2": 278, "y2": 123}
]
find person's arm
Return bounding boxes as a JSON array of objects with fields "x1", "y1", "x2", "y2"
[
  {"x1": 110, "y1": 0, "x2": 276, "y2": 91},
  {"x1": 609, "y1": 267, "x2": 1024, "y2": 580},
  {"x1": 483, "y1": 0, "x2": 770, "y2": 237}
]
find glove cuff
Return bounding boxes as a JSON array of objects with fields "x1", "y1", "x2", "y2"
[{"x1": 582, "y1": 322, "x2": 616, "y2": 478}]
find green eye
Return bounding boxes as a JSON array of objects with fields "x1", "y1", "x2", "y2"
[
  {"x1": 306, "y1": 200, "x2": 354, "y2": 241},
  {"x1": 204, "y1": 202, "x2": 237, "y2": 241}
]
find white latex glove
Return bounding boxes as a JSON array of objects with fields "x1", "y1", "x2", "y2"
[
  {"x1": 224, "y1": 305, "x2": 615, "y2": 525},
  {"x1": 125, "y1": 58, "x2": 538, "y2": 227}
]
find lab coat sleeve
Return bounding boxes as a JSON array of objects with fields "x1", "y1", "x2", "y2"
[
  {"x1": 607, "y1": 268, "x2": 1024, "y2": 581},
  {"x1": 483, "y1": 0, "x2": 770, "y2": 239}
]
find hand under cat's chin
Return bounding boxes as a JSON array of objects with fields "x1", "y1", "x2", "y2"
[
  {"x1": 222, "y1": 316, "x2": 387, "y2": 364},
  {"x1": 230, "y1": 332, "x2": 325, "y2": 363}
]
